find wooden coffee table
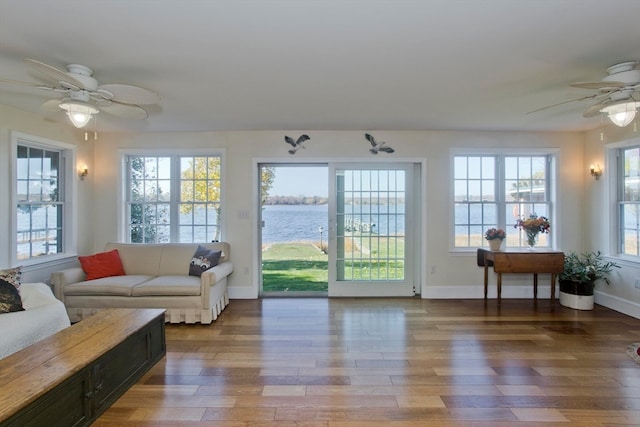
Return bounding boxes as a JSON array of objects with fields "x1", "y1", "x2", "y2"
[{"x1": 0, "y1": 308, "x2": 166, "y2": 426}]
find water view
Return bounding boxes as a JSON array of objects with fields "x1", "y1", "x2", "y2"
[
  {"x1": 261, "y1": 204, "x2": 406, "y2": 243},
  {"x1": 262, "y1": 205, "x2": 327, "y2": 243}
]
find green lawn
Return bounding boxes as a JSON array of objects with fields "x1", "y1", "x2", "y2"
[
  {"x1": 261, "y1": 237, "x2": 406, "y2": 292},
  {"x1": 262, "y1": 242, "x2": 328, "y2": 292}
]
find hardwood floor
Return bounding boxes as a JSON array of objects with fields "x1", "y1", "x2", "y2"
[{"x1": 95, "y1": 298, "x2": 640, "y2": 426}]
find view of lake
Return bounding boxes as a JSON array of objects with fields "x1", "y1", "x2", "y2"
[
  {"x1": 262, "y1": 205, "x2": 328, "y2": 243},
  {"x1": 261, "y1": 204, "x2": 406, "y2": 243},
  {"x1": 17, "y1": 203, "x2": 407, "y2": 253}
]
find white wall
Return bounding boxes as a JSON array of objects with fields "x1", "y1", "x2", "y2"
[
  {"x1": 91, "y1": 129, "x2": 586, "y2": 301},
  {"x1": 11, "y1": 106, "x2": 640, "y2": 316}
]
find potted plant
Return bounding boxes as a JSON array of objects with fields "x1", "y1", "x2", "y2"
[
  {"x1": 558, "y1": 251, "x2": 620, "y2": 310},
  {"x1": 484, "y1": 228, "x2": 506, "y2": 251}
]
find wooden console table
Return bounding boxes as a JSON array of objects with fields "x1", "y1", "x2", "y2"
[
  {"x1": 0, "y1": 308, "x2": 166, "y2": 427},
  {"x1": 477, "y1": 248, "x2": 564, "y2": 304}
]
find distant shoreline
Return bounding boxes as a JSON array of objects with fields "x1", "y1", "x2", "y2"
[
  {"x1": 263, "y1": 196, "x2": 328, "y2": 205},
  {"x1": 264, "y1": 196, "x2": 405, "y2": 205}
]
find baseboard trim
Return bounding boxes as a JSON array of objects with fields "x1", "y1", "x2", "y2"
[
  {"x1": 228, "y1": 286, "x2": 258, "y2": 299},
  {"x1": 595, "y1": 290, "x2": 640, "y2": 319},
  {"x1": 421, "y1": 284, "x2": 557, "y2": 300}
]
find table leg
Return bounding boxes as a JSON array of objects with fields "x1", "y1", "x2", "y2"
[
  {"x1": 551, "y1": 273, "x2": 556, "y2": 301},
  {"x1": 497, "y1": 273, "x2": 502, "y2": 305},
  {"x1": 533, "y1": 273, "x2": 538, "y2": 300},
  {"x1": 484, "y1": 264, "x2": 488, "y2": 300}
]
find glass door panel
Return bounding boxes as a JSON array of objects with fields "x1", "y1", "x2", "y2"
[{"x1": 329, "y1": 164, "x2": 414, "y2": 297}]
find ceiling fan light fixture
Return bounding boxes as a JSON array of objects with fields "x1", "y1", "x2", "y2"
[
  {"x1": 600, "y1": 101, "x2": 640, "y2": 127},
  {"x1": 58, "y1": 101, "x2": 99, "y2": 128}
]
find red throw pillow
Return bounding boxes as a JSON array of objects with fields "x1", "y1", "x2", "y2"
[{"x1": 78, "y1": 249, "x2": 126, "y2": 280}]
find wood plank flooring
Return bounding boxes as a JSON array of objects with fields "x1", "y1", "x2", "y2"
[{"x1": 95, "y1": 298, "x2": 640, "y2": 426}]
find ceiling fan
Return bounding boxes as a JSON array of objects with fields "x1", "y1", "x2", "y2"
[
  {"x1": 531, "y1": 61, "x2": 640, "y2": 127},
  {"x1": 0, "y1": 58, "x2": 160, "y2": 128}
]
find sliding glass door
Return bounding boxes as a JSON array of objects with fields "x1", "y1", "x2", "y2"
[{"x1": 328, "y1": 163, "x2": 415, "y2": 296}]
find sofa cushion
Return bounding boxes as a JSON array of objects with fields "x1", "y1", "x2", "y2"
[
  {"x1": 131, "y1": 275, "x2": 202, "y2": 296},
  {"x1": 189, "y1": 245, "x2": 222, "y2": 277},
  {"x1": 0, "y1": 278, "x2": 24, "y2": 313},
  {"x1": 64, "y1": 275, "x2": 154, "y2": 296},
  {"x1": 104, "y1": 243, "x2": 164, "y2": 276},
  {"x1": 78, "y1": 249, "x2": 126, "y2": 280},
  {"x1": 0, "y1": 266, "x2": 22, "y2": 289}
]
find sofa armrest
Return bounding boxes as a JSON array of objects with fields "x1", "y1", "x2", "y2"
[
  {"x1": 50, "y1": 267, "x2": 86, "y2": 301},
  {"x1": 200, "y1": 261, "x2": 234, "y2": 286}
]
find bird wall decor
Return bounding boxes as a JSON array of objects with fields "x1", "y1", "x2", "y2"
[
  {"x1": 285, "y1": 134, "x2": 310, "y2": 155},
  {"x1": 365, "y1": 133, "x2": 395, "y2": 154}
]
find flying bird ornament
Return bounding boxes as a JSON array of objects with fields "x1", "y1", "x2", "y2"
[
  {"x1": 365, "y1": 133, "x2": 395, "y2": 154},
  {"x1": 285, "y1": 134, "x2": 310, "y2": 154}
]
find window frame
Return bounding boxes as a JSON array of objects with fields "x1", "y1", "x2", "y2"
[
  {"x1": 119, "y1": 149, "x2": 226, "y2": 244},
  {"x1": 614, "y1": 143, "x2": 640, "y2": 259},
  {"x1": 11, "y1": 131, "x2": 77, "y2": 266},
  {"x1": 450, "y1": 147, "x2": 558, "y2": 252}
]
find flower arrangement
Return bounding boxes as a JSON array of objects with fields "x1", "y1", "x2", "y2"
[
  {"x1": 484, "y1": 228, "x2": 506, "y2": 241},
  {"x1": 514, "y1": 213, "x2": 550, "y2": 247}
]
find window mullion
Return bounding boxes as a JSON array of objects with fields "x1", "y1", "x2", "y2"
[
  {"x1": 170, "y1": 155, "x2": 181, "y2": 242},
  {"x1": 495, "y1": 155, "x2": 505, "y2": 229}
]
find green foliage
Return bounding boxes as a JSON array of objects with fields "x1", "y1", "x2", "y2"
[
  {"x1": 179, "y1": 157, "x2": 221, "y2": 213},
  {"x1": 559, "y1": 251, "x2": 621, "y2": 285},
  {"x1": 130, "y1": 157, "x2": 158, "y2": 243},
  {"x1": 261, "y1": 167, "x2": 276, "y2": 203}
]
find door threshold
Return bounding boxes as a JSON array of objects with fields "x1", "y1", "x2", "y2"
[{"x1": 261, "y1": 291, "x2": 328, "y2": 298}]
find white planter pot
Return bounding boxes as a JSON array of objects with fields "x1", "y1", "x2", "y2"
[
  {"x1": 488, "y1": 239, "x2": 503, "y2": 251},
  {"x1": 559, "y1": 291, "x2": 594, "y2": 310}
]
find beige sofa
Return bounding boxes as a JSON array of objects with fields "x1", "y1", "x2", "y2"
[{"x1": 50, "y1": 242, "x2": 233, "y2": 324}]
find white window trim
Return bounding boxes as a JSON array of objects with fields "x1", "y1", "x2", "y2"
[
  {"x1": 605, "y1": 136, "x2": 640, "y2": 262},
  {"x1": 10, "y1": 131, "x2": 78, "y2": 266},
  {"x1": 449, "y1": 147, "x2": 559, "y2": 253},
  {"x1": 118, "y1": 148, "x2": 227, "y2": 243}
]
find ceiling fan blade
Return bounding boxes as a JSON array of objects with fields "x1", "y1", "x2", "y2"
[
  {"x1": 99, "y1": 101, "x2": 148, "y2": 120},
  {"x1": 583, "y1": 102, "x2": 607, "y2": 118},
  {"x1": 98, "y1": 84, "x2": 160, "y2": 105},
  {"x1": 0, "y1": 77, "x2": 43, "y2": 88},
  {"x1": 24, "y1": 58, "x2": 86, "y2": 89},
  {"x1": 527, "y1": 94, "x2": 599, "y2": 114},
  {"x1": 41, "y1": 99, "x2": 62, "y2": 112},
  {"x1": 570, "y1": 81, "x2": 626, "y2": 90}
]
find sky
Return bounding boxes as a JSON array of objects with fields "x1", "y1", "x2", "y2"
[{"x1": 268, "y1": 166, "x2": 328, "y2": 197}]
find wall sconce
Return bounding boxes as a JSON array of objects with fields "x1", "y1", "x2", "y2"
[
  {"x1": 79, "y1": 166, "x2": 89, "y2": 181},
  {"x1": 590, "y1": 164, "x2": 602, "y2": 180}
]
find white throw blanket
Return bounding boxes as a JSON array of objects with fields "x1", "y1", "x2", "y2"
[{"x1": 0, "y1": 282, "x2": 71, "y2": 359}]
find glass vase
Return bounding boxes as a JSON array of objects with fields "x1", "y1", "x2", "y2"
[{"x1": 525, "y1": 229, "x2": 539, "y2": 249}]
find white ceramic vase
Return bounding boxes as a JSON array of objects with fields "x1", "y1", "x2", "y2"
[{"x1": 488, "y1": 239, "x2": 503, "y2": 251}]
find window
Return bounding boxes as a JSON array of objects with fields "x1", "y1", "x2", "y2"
[
  {"x1": 454, "y1": 153, "x2": 554, "y2": 249},
  {"x1": 618, "y1": 146, "x2": 640, "y2": 256},
  {"x1": 125, "y1": 154, "x2": 222, "y2": 243},
  {"x1": 14, "y1": 134, "x2": 74, "y2": 262}
]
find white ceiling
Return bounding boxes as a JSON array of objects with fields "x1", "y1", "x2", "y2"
[{"x1": 1, "y1": 0, "x2": 640, "y2": 133}]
